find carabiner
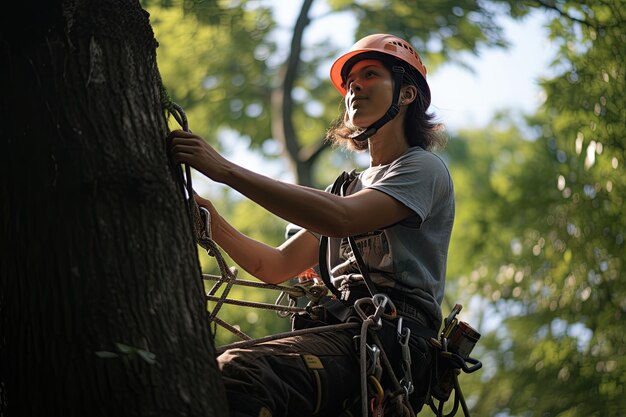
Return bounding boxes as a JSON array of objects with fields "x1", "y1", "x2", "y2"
[
  {"x1": 199, "y1": 206, "x2": 212, "y2": 240},
  {"x1": 397, "y1": 317, "x2": 414, "y2": 395}
]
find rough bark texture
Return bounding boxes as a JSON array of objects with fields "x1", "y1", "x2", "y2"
[{"x1": 0, "y1": 1, "x2": 227, "y2": 416}]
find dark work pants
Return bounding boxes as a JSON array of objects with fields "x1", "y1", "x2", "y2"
[{"x1": 218, "y1": 318, "x2": 432, "y2": 417}]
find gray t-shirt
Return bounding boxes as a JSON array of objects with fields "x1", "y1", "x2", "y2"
[{"x1": 325, "y1": 146, "x2": 454, "y2": 328}]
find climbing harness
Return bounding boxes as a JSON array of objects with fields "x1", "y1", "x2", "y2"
[
  {"x1": 315, "y1": 170, "x2": 430, "y2": 417},
  {"x1": 167, "y1": 103, "x2": 483, "y2": 416}
]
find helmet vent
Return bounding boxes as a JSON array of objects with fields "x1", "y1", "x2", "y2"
[
  {"x1": 329, "y1": 33, "x2": 431, "y2": 105},
  {"x1": 389, "y1": 40, "x2": 417, "y2": 58}
]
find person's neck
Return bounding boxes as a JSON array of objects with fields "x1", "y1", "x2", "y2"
[{"x1": 367, "y1": 123, "x2": 409, "y2": 166}]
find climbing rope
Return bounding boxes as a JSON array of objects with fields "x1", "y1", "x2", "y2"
[
  {"x1": 168, "y1": 102, "x2": 194, "y2": 210},
  {"x1": 204, "y1": 273, "x2": 327, "y2": 319},
  {"x1": 216, "y1": 322, "x2": 360, "y2": 354}
]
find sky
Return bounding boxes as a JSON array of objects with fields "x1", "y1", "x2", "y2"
[
  {"x1": 428, "y1": 14, "x2": 558, "y2": 130},
  {"x1": 196, "y1": 1, "x2": 560, "y2": 194}
]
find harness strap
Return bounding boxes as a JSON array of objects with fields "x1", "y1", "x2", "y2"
[
  {"x1": 347, "y1": 235, "x2": 380, "y2": 299},
  {"x1": 318, "y1": 170, "x2": 357, "y2": 299},
  {"x1": 321, "y1": 298, "x2": 355, "y2": 323},
  {"x1": 319, "y1": 169, "x2": 382, "y2": 301},
  {"x1": 318, "y1": 236, "x2": 343, "y2": 299}
]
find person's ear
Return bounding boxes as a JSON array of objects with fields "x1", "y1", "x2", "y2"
[{"x1": 400, "y1": 85, "x2": 417, "y2": 105}]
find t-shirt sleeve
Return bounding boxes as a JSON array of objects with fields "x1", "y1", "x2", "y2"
[{"x1": 366, "y1": 151, "x2": 451, "y2": 224}]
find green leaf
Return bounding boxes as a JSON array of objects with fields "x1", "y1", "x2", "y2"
[
  {"x1": 95, "y1": 351, "x2": 119, "y2": 359},
  {"x1": 115, "y1": 343, "x2": 134, "y2": 354},
  {"x1": 137, "y1": 349, "x2": 157, "y2": 365}
]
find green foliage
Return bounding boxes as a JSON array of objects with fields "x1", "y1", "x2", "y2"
[
  {"x1": 147, "y1": 0, "x2": 276, "y2": 147},
  {"x1": 445, "y1": 120, "x2": 535, "y2": 304},
  {"x1": 446, "y1": 1, "x2": 626, "y2": 415}
]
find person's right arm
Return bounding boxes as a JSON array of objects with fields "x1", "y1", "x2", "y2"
[
  {"x1": 171, "y1": 131, "x2": 414, "y2": 237},
  {"x1": 196, "y1": 195, "x2": 319, "y2": 285}
]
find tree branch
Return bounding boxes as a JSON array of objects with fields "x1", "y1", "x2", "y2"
[
  {"x1": 271, "y1": 0, "x2": 314, "y2": 180},
  {"x1": 532, "y1": 0, "x2": 599, "y2": 28},
  {"x1": 299, "y1": 137, "x2": 330, "y2": 164}
]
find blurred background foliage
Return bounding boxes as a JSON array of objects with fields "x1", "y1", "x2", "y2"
[{"x1": 141, "y1": 0, "x2": 624, "y2": 415}]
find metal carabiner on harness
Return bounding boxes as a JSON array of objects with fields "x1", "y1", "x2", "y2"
[
  {"x1": 397, "y1": 317, "x2": 414, "y2": 396},
  {"x1": 366, "y1": 344, "x2": 383, "y2": 381},
  {"x1": 275, "y1": 290, "x2": 298, "y2": 318},
  {"x1": 354, "y1": 293, "x2": 397, "y2": 328}
]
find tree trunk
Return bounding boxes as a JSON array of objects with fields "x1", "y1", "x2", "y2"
[{"x1": 0, "y1": 1, "x2": 227, "y2": 416}]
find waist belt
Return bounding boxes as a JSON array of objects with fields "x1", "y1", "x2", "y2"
[{"x1": 338, "y1": 284, "x2": 438, "y2": 336}]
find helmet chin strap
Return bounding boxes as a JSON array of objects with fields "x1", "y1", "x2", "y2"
[{"x1": 351, "y1": 66, "x2": 406, "y2": 142}]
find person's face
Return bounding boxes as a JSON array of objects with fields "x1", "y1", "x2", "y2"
[{"x1": 344, "y1": 59, "x2": 394, "y2": 128}]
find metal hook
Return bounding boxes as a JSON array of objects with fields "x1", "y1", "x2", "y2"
[{"x1": 199, "y1": 206, "x2": 211, "y2": 240}]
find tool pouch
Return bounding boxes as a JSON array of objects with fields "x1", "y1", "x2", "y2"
[{"x1": 429, "y1": 304, "x2": 482, "y2": 402}]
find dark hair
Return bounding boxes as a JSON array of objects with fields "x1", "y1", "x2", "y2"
[{"x1": 326, "y1": 56, "x2": 446, "y2": 152}]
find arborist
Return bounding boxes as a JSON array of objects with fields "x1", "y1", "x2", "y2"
[{"x1": 169, "y1": 33, "x2": 454, "y2": 417}]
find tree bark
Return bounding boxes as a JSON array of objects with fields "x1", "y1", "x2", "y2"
[{"x1": 0, "y1": 1, "x2": 227, "y2": 416}]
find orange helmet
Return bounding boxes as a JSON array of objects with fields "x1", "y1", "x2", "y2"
[{"x1": 330, "y1": 33, "x2": 430, "y2": 106}]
